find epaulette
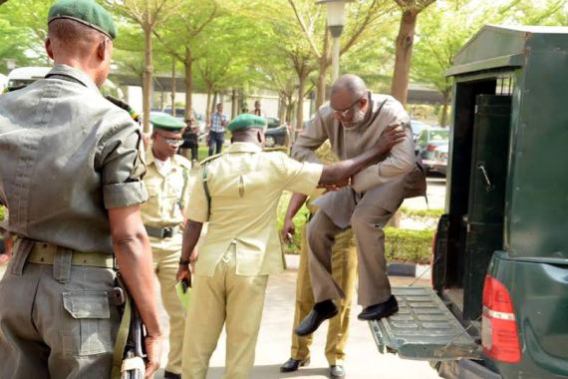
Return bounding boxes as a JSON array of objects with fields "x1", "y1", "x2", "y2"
[
  {"x1": 199, "y1": 153, "x2": 223, "y2": 166},
  {"x1": 174, "y1": 154, "x2": 193, "y2": 170},
  {"x1": 105, "y1": 95, "x2": 141, "y2": 124},
  {"x1": 263, "y1": 146, "x2": 289, "y2": 154}
]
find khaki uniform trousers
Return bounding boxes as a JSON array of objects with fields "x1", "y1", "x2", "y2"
[
  {"x1": 291, "y1": 225, "x2": 357, "y2": 365},
  {"x1": 309, "y1": 182, "x2": 404, "y2": 307},
  {"x1": 151, "y1": 236, "x2": 186, "y2": 375},
  {"x1": 0, "y1": 240, "x2": 119, "y2": 379},
  {"x1": 182, "y1": 246, "x2": 268, "y2": 379}
]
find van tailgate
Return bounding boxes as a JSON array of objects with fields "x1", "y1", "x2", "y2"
[{"x1": 369, "y1": 287, "x2": 481, "y2": 360}]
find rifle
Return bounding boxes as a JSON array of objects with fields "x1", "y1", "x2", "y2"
[{"x1": 111, "y1": 275, "x2": 147, "y2": 379}]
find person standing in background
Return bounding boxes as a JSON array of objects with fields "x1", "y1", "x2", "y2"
[
  {"x1": 142, "y1": 113, "x2": 193, "y2": 379},
  {"x1": 208, "y1": 103, "x2": 228, "y2": 156}
]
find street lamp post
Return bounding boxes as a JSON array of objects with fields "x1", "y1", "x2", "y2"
[{"x1": 316, "y1": 0, "x2": 353, "y2": 81}]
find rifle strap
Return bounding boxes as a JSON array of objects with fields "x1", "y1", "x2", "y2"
[
  {"x1": 111, "y1": 289, "x2": 132, "y2": 379},
  {"x1": 203, "y1": 163, "x2": 212, "y2": 220}
]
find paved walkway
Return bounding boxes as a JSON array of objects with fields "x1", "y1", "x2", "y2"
[{"x1": 155, "y1": 255, "x2": 441, "y2": 379}]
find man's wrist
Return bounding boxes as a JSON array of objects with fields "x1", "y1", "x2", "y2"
[{"x1": 179, "y1": 258, "x2": 191, "y2": 266}]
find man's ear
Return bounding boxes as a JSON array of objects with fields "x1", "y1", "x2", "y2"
[
  {"x1": 45, "y1": 38, "x2": 54, "y2": 60},
  {"x1": 360, "y1": 94, "x2": 369, "y2": 108},
  {"x1": 257, "y1": 129, "x2": 266, "y2": 144},
  {"x1": 96, "y1": 38, "x2": 108, "y2": 61}
]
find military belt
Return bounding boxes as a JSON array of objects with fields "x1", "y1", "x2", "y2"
[
  {"x1": 27, "y1": 242, "x2": 114, "y2": 268},
  {"x1": 145, "y1": 225, "x2": 180, "y2": 239}
]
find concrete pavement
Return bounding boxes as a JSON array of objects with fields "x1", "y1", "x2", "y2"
[
  {"x1": 402, "y1": 176, "x2": 446, "y2": 210},
  {"x1": 156, "y1": 255, "x2": 441, "y2": 379}
]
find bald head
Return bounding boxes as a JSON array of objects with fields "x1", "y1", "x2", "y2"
[
  {"x1": 331, "y1": 74, "x2": 368, "y2": 100},
  {"x1": 329, "y1": 74, "x2": 371, "y2": 128}
]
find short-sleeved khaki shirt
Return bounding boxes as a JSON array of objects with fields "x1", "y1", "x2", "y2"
[
  {"x1": 184, "y1": 142, "x2": 323, "y2": 276},
  {"x1": 141, "y1": 148, "x2": 192, "y2": 251},
  {"x1": 0, "y1": 65, "x2": 147, "y2": 254}
]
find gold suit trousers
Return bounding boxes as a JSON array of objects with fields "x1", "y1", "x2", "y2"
[{"x1": 291, "y1": 225, "x2": 357, "y2": 365}]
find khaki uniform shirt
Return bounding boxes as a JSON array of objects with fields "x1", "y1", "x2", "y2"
[
  {"x1": 141, "y1": 149, "x2": 192, "y2": 229},
  {"x1": 141, "y1": 149, "x2": 192, "y2": 250},
  {"x1": 0, "y1": 65, "x2": 147, "y2": 254},
  {"x1": 185, "y1": 142, "x2": 323, "y2": 276}
]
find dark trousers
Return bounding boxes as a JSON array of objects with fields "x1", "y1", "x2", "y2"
[
  {"x1": 179, "y1": 145, "x2": 198, "y2": 161},
  {"x1": 208, "y1": 131, "x2": 224, "y2": 156}
]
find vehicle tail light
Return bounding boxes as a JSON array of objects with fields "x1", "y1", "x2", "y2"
[
  {"x1": 481, "y1": 275, "x2": 522, "y2": 364},
  {"x1": 427, "y1": 144, "x2": 436, "y2": 152}
]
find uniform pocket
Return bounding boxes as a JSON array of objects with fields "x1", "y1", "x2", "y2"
[{"x1": 61, "y1": 290, "x2": 113, "y2": 356}]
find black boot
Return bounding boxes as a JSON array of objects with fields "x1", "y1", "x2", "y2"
[
  {"x1": 280, "y1": 357, "x2": 310, "y2": 372},
  {"x1": 164, "y1": 371, "x2": 181, "y2": 379},
  {"x1": 357, "y1": 295, "x2": 399, "y2": 321},
  {"x1": 294, "y1": 300, "x2": 338, "y2": 336}
]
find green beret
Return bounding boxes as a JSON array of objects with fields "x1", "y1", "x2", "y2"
[
  {"x1": 150, "y1": 113, "x2": 185, "y2": 131},
  {"x1": 228, "y1": 114, "x2": 266, "y2": 133},
  {"x1": 48, "y1": 0, "x2": 117, "y2": 40}
]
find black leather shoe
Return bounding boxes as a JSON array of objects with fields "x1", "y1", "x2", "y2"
[
  {"x1": 295, "y1": 300, "x2": 338, "y2": 336},
  {"x1": 330, "y1": 365, "x2": 346, "y2": 378},
  {"x1": 357, "y1": 295, "x2": 399, "y2": 321},
  {"x1": 280, "y1": 357, "x2": 310, "y2": 372},
  {"x1": 164, "y1": 371, "x2": 181, "y2": 379}
]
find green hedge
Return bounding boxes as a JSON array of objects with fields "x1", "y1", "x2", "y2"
[
  {"x1": 400, "y1": 206, "x2": 444, "y2": 219},
  {"x1": 384, "y1": 227, "x2": 434, "y2": 265},
  {"x1": 0, "y1": 206, "x2": 4, "y2": 222},
  {"x1": 277, "y1": 192, "x2": 310, "y2": 254}
]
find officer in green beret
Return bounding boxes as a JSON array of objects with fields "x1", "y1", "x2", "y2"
[
  {"x1": 176, "y1": 114, "x2": 406, "y2": 378},
  {"x1": 140, "y1": 113, "x2": 193, "y2": 379},
  {"x1": 0, "y1": 1, "x2": 163, "y2": 378}
]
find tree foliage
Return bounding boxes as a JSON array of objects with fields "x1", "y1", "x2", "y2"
[{"x1": 2, "y1": 0, "x2": 567, "y2": 126}]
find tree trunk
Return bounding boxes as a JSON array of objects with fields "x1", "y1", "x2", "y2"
[
  {"x1": 211, "y1": 92, "x2": 218, "y2": 117},
  {"x1": 205, "y1": 89, "x2": 212, "y2": 125},
  {"x1": 296, "y1": 73, "x2": 307, "y2": 133},
  {"x1": 231, "y1": 89, "x2": 238, "y2": 119},
  {"x1": 278, "y1": 93, "x2": 286, "y2": 121},
  {"x1": 184, "y1": 48, "x2": 193, "y2": 118},
  {"x1": 390, "y1": 9, "x2": 418, "y2": 106},
  {"x1": 286, "y1": 94, "x2": 294, "y2": 124},
  {"x1": 142, "y1": 24, "x2": 154, "y2": 133},
  {"x1": 316, "y1": 29, "x2": 331, "y2": 109},
  {"x1": 171, "y1": 57, "x2": 176, "y2": 112},
  {"x1": 440, "y1": 89, "x2": 451, "y2": 127}
]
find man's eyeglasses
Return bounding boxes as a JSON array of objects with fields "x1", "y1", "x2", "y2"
[
  {"x1": 332, "y1": 93, "x2": 366, "y2": 118},
  {"x1": 164, "y1": 138, "x2": 183, "y2": 147},
  {"x1": 157, "y1": 133, "x2": 183, "y2": 147}
]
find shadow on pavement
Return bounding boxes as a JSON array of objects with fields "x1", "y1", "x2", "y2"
[{"x1": 207, "y1": 365, "x2": 330, "y2": 378}]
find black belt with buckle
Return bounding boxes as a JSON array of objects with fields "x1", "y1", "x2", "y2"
[{"x1": 145, "y1": 225, "x2": 180, "y2": 239}]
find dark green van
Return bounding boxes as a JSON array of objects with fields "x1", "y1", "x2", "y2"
[{"x1": 370, "y1": 25, "x2": 568, "y2": 379}]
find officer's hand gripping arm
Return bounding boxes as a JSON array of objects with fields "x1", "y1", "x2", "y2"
[{"x1": 318, "y1": 125, "x2": 406, "y2": 186}]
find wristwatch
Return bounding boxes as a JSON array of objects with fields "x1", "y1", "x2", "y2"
[{"x1": 179, "y1": 258, "x2": 191, "y2": 266}]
